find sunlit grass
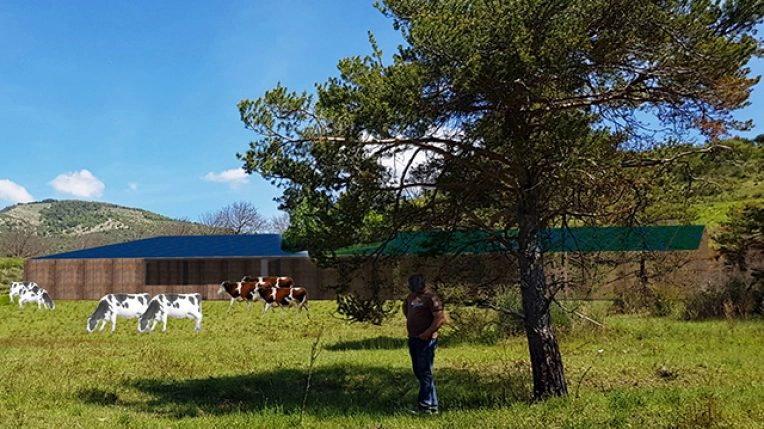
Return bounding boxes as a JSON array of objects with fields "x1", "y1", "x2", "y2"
[{"x1": 1, "y1": 299, "x2": 763, "y2": 428}]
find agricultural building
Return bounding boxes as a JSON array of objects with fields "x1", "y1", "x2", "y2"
[
  {"x1": 24, "y1": 226, "x2": 709, "y2": 301},
  {"x1": 25, "y1": 234, "x2": 338, "y2": 301}
]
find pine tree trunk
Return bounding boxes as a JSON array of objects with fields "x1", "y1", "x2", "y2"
[{"x1": 517, "y1": 194, "x2": 568, "y2": 399}]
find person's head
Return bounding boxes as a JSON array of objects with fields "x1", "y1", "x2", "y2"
[{"x1": 408, "y1": 274, "x2": 426, "y2": 293}]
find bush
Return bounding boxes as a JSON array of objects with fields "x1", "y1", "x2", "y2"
[
  {"x1": 683, "y1": 277, "x2": 764, "y2": 320},
  {"x1": 611, "y1": 284, "x2": 678, "y2": 317},
  {"x1": 447, "y1": 289, "x2": 599, "y2": 344},
  {"x1": 447, "y1": 305, "x2": 502, "y2": 344},
  {"x1": 0, "y1": 258, "x2": 24, "y2": 294}
]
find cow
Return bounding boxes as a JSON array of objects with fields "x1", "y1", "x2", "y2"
[
  {"x1": 9, "y1": 281, "x2": 38, "y2": 304},
  {"x1": 17, "y1": 284, "x2": 55, "y2": 310},
  {"x1": 217, "y1": 281, "x2": 259, "y2": 313},
  {"x1": 252, "y1": 282, "x2": 309, "y2": 319},
  {"x1": 241, "y1": 275, "x2": 295, "y2": 289},
  {"x1": 137, "y1": 293, "x2": 202, "y2": 332},
  {"x1": 87, "y1": 293, "x2": 151, "y2": 333}
]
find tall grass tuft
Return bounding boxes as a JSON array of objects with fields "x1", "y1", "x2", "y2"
[{"x1": 683, "y1": 276, "x2": 764, "y2": 320}]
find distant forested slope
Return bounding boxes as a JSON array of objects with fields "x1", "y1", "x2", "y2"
[{"x1": 0, "y1": 200, "x2": 208, "y2": 257}]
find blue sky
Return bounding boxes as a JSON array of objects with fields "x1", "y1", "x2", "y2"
[
  {"x1": 2, "y1": 2, "x2": 763, "y2": 222},
  {"x1": 0, "y1": 1, "x2": 403, "y2": 221}
]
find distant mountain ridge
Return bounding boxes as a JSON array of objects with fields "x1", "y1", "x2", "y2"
[
  {"x1": 0, "y1": 200, "x2": 206, "y2": 257},
  {"x1": 0, "y1": 199, "x2": 189, "y2": 237}
]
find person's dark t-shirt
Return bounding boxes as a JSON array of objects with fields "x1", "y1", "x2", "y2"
[{"x1": 405, "y1": 290, "x2": 444, "y2": 338}]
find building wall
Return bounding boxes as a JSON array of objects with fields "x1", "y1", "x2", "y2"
[
  {"x1": 24, "y1": 257, "x2": 338, "y2": 301},
  {"x1": 24, "y1": 234, "x2": 712, "y2": 302}
]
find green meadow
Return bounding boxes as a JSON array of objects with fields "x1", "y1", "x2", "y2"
[{"x1": 1, "y1": 297, "x2": 763, "y2": 428}]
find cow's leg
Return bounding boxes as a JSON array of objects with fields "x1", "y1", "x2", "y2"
[
  {"x1": 110, "y1": 313, "x2": 118, "y2": 332},
  {"x1": 246, "y1": 300, "x2": 252, "y2": 312},
  {"x1": 193, "y1": 313, "x2": 202, "y2": 331},
  {"x1": 161, "y1": 314, "x2": 168, "y2": 332},
  {"x1": 227, "y1": 298, "x2": 236, "y2": 313},
  {"x1": 262, "y1": 303, "x2": 271, "y2": 317}
]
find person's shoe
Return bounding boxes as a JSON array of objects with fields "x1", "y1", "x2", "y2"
[{"x1": 409, "y1": 408, "x2": 438, "y2": 415}]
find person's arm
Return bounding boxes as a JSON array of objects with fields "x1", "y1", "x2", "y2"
[
  {"x1": 418, "y1": 310, "x2": 445, "y2": 340},
  {"x1": 402, "y1": 298, "x2": 409, "y2": 317}
]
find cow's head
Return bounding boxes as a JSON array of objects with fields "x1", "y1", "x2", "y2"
[
  {"x1": 137, "y1": 300, "x2": 161, "y2": 332},
  {"x1": 86, "y1": 317, "x2": 99, "y2": 333},
  {"x1": 217, "y1": 281, "x2": 230, "y2": 295},
  {"x1": 136, "y1": 315, "x2": 153, "y2": 333}
]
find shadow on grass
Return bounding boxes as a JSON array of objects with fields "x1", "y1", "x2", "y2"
[
  {"x1": 103, "y1": 363, "x2": 531, "y2": 419},
  {"x1": 324, "y1": 335, "x2": 405, "y2": 351}
]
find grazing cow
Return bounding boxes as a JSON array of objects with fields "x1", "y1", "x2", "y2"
[
  {"x1": 87, "y1": 293, "x2": 151, "y2": 333},
  {"x1": 17, "y1": 285, "x2": 55, "y2": 310},
  {"x1": 217, "y1": 281, "x2": 259, "y2": 313},
  {"x1": 253, "y1": 282, "x2": 309, "y2": 318},
  {"x1": 241, "y1": 275, "x2": 295, "y2": 289},
  {"x1": 137, "y1": 293, "x2": 202, "y2": 332},
  {"x1": 9, "y1": 281, "x2": 38, "y2": 304}
]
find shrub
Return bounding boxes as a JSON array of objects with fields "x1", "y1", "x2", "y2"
[
  {"x1": 611, "y1": 283, "x2": 678, "y2": 317},
  {"x1": 447, "y1": 305, "x2": 501, "y2": 344},
  {"x1": 0, "y1": 258, "x2": 24, "y2": 294},
  {"x1": 448, "y1": 289, "x2": 589, "y2": 344},
  {"x1": 683, "y1": 277, "x2": 764, "y2": 320}
]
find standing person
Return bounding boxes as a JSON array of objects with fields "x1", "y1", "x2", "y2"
[{"x1": 403, "y1": 274, "x2": 445, "y2": 415}]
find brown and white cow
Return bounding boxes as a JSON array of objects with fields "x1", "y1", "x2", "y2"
[
  {"x1": 252, "y1": 282, "x2": 309, "y2": 319},
  {"x1": 217, "y1": 281, "x2": 259, "y2": 313},
  {"x1": 241, "y1": 275, "x2": 295, "y2": 289}
]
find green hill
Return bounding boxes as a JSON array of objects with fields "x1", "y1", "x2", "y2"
[{"x1": 0, "y1": 200, "x2": 206, "y2": 257}]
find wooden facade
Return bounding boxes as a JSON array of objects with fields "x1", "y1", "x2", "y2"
[
  {"x1": 24, "y1": 257, "x2": 342, "y2": 301},
  {"x1": 23, "y1": 230, "x2": 712, "y2": 302}
]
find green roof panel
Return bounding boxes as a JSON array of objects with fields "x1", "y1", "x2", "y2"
[{"x1": 339, "y1": 226, "x2": 705, "y2": 255}]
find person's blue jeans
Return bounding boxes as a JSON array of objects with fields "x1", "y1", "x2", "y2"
[{"x1": 408, "y1": 337, "x2": 438, "y2": 411}]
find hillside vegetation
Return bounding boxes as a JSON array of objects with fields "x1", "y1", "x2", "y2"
[
  {"x1": 689, "y1": 137, "x2": 764, "y2": 227},
  {"x1": 0, "y1": 200, "x2": 205, "y2": 257}
]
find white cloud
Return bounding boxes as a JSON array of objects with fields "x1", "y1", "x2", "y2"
[
  {"x1": 0, "y1": 179, "x2": 34, "y2": 204},
  {"x1": 203, "y1": 168, "x2": 249, "y2": 188},
  {"x1": 128, "y1": 182, "x2": 138, "y2": 191},
  {"x1": 49, "y1": 170, "x2": 105, "y2": 198}
]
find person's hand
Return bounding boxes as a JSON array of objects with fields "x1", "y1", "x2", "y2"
[{"x1": 418, "y1": 332, "x2": 431, "y2": 340}]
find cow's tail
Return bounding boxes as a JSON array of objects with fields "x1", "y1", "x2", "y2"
[{"x1": 42, "y1": 291, "x2": 55, "y2": 310}]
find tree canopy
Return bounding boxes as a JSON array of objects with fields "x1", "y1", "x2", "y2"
[{"x1": 238, "y1": 0, "x2": 764, "y2": 399}]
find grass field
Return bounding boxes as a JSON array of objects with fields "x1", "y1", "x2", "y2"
[{"x1": 1, "y1": 297, "x2": 763, "y2": 428}]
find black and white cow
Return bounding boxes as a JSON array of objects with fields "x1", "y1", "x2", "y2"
[
  {"x1": 137, "y1": 293, "x2": 202, "y2": 332},
  {"x1": 9, "y1": 281, "x2": 38, "y2": 304},
  {"x1": 87, "y1": 293, "x2": 151, "y2": 333},
  {"x1": 17, "y1": 284, "x2": 55, "y2": 310}
]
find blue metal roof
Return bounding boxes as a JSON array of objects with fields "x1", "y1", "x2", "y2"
[{"x1": 33, "y1": 234, "x2": 309, "y2": 260}]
